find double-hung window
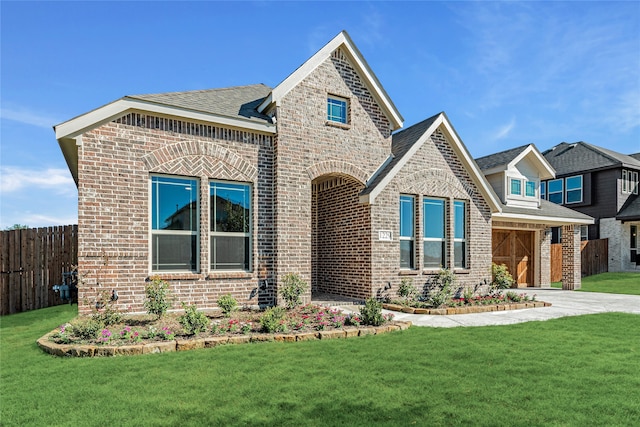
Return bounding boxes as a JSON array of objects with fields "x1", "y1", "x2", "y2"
[
  {"x1": 548, "y1": 179, "x2": 563, "y2": 204},
  {"x1": 623, "y1": 170, "x2": 639, "y2": 195},
  {"x1": 525, "y1": 180, "x2": 536, "y2": 197},
  {"x1": 510, "y1": 178, "x2": 522, "y2": 196},
  {"x1": 565, "y1": 175, "x2": 583, "y2": 203},
  {"x1": 210, "y1": 181, "x2": 251, "y2": 271},
  {"x1": 327, "y1": 96, "x2": 348, "y2": 124},
  {"x1": 151, "y1": 176, "x2": 199, "y2": 272},
  {"x1": 399, "y1": 195, "x2": 415, "y2": 269},
  {"x1": 423, "y1": 198, "x2": 446, "y2": 269},
  {"x1": 453, "y1": 200, "x2": 467, "y2": 269}
]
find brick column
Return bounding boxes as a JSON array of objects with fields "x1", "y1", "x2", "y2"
[
  {"x1": 561, "y1": 225, "x2": 581, "y2": 290},
  {"x1": 539, "y1": 228, "x2": 552, "y2": 287}
]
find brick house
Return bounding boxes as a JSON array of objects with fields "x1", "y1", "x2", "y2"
[
  {"x1": 55, "y1": 31, "x2": 583, "y2": 314},
  {"x1": 541, "y1": 142, "x2": 640, "y2": 272},
  {"x1": 475, "y1": 144, "x2": 593, "y2": 289}
]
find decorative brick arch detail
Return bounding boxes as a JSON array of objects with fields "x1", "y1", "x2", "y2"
[
  {"x1": 398, "y1": 168, "x2": 474, "y2": 198},
  {"x1": 306, "y1": 160, "x2": 368, "y2": 184},
  {"x1": 142, "y1": 141, "x2": 258, "y2": 181}
]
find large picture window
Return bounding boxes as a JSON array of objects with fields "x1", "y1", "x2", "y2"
[
  {"x1": 399, "y1": 195, "x2": 415, "y2": 269},
  {"x1": 210, "y1": 181, "x2": 251, "y2": 271},
  {"x1": 151, "y1": 176, "x2": 198, "y2": 272},
  {"x1": 453, "y1": 200, "x2": 467, "y2": 269},
  {"x1": 423, "y1": 198, "x2": 446, "y2": 269}
]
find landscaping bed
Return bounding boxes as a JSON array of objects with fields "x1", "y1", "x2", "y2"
[
  {"x1": 383, "y1": 300, "x2": 550, "y2": 315},
  {"x1": 39, "y1": 303, "x2": 409, "y2": 357}
]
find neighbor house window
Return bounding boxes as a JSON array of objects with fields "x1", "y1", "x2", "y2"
[
  {"x1": 510, "y1": 178, "x2": 522, "y2": 196},
  {"x1": 623, "y1": 170, "x2": 639, "y2": 195},
  {"x1": 453, "y1": 200, "x2": 467, "y2": 268},
  {"x1": 548, "y1": 179, "x2": 563, "y2": 204},
  {"x1": 540, "y1": 182, "x2": 546, "y2": 200},
  {"x1": 580, "y1": 225, "x2": 588, "y2": 241},
  {"x1": 631, "y1": 225, "x2": 638, "y2": 263},
  {"x1": 423, "y1": 198, "x2": 446, "y2": 269},
  {"x1": 210, "y1": 181, "x2": 251, "y2": 271},
  {"x1": 525, "y1": 180, "x2": 537, "y2": 197},
  {"x1": 327, "y1": 96, "x2": 348, "y2": 124},
  {"x1": 151, "y1": 175, "x2": 198, "y2": 272},
  {"x1": 565, "y1": 175, "x2": 583, "y2": 204},
  {"x1": 399, "y1": 195, "x2": 415, "y2": 269}
]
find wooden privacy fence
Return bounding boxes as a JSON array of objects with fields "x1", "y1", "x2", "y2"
[
  {"x1": 550, "y1": 238, "x2": 608, "y2": 283},
  {"x1": 0, "y1": 225, "x2": 78, "y2": 315}
]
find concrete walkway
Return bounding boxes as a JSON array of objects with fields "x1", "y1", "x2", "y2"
[{"x1": 339, "y1": 289, "x2": 640, "y2": 328}]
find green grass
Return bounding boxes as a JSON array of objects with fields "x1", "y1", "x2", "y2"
[
  {"x1": 551, "y1": 272, "x2": 640, "y2": 295},
  {"x1": 2, "y1": 305, "x2": 640, "y2": 426}
]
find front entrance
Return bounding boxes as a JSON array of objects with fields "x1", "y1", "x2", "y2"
[{"x1": 492, "y1": 229, "x2": 534, "y2": 287}]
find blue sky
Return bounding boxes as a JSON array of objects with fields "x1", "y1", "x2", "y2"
[{"x1": 1, "y1": 1, "x2": 639, "y2": 229}]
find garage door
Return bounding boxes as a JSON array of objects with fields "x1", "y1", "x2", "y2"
[{"x1": 492, "y1": 229, "x2": 534, "y2": 287}]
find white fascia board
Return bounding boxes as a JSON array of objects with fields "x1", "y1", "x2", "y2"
[
  {"x1": 493, "y1": 212, "x2": 594, "y2": 226},
  {"x1": 509, "y1": 145, "x2": 556, "y2": 180},
  {"x1": 55, "y1": 99, "x2": 275, "y2": 140},
  {"x1": 364, "y1": 115, "x2": 444, "y2": 204},
  {"x1": 439, "y1": 119, "x2": 502, "y2": 213},
  {"x1": 258, "y1": 31, "x2": 403, "y2": 130}
]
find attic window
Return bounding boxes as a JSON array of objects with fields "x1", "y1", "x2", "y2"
[{"x1": 327, "y1": 96, "x2": 348, "y2": 124}]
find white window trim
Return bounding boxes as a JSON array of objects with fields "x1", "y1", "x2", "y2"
[
  {"x1": 453, "y1": 200, "x2": 467, "y2": 269},
  {"x1": 622, "y1": 170, "x2": 629, "y2": 193},
  {"x1": 565, "y1": 175, "x2": 583, "y2": 204},
  {"x1": 548, "y1": 179, "x2": 564, "y2": 204},
  {"x1": 633, "y1": 171, "x2": 639, "y2": 195},
  {"x1": 540, "y1": 181, "x2": 546, "y2": 200},
  {"x1": 149, "y1": 174, "x2": 200, "y2": 274},
  {"x1": 423, "y1": 197, "x2": 446, "y2": 269},
  {"x1": 209, "y1": 180, "x2": 253, "y2": 272},
  {"x1": 327, "y1": 94, "x2": 349, "y2": 124},
  {"x1": 399, "y1": 195, "x2": 415, "y2": 270}
]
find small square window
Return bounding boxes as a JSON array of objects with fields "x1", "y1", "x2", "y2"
[
  {"x1": 510, "y1": 179, "x2": 522, "y2": 196},
  {"x1": 525, "y1": 181, "x2": 536, "y2": 197},
  {"x1": 327, "y1": 96, "x2": 347, "y2": 124}
]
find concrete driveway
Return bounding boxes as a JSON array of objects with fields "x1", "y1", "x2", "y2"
[{"x1": 343, "y1": 289, "x2": 640, "y2": 328}]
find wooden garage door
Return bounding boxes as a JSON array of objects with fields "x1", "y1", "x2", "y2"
[{"x1": 492, "y1": 230, "x2": 534, "y2": 287}]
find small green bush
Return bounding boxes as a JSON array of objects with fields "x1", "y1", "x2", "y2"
[
  {"x1": 259, "y1": 306, "x2": 286, "y2": 333},
  {"x1": 359, "y1": 298, "x2": 384, "y2": 326},
  {"x1": 217, "y1": 294, "x2": 238, "y2": 317},
  {"x1": 427, "y1": 268, "x2": 455, "y2": 307},
  {"x1": 144, "y1": 276, "x2": 172, "y2": 319},
  {"x1": 491, "y1": 263, "x2": 515, "y2": 290},
  {"x1": 178, "y1": 303, "x2": 209, "y2": 335},
  {"x1": 69, "y1": 317, "x2": 102, "y2": 340},
  {"x1": 398, "y1": 278, "x2": 417, "y2": 303},
  {"x1": 91, "y1": 303, "x2": 123, "y2": 326},
  {"x1": 280, "y1": 273, "x2": 308, "y2": 310}
]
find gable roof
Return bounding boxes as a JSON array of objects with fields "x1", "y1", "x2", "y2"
[
  {"x1": 617, "y1": 195, "x2": 640, "y2": 222},
  {"x1": 543, "y1": 142, "x2": 640, "y2": 176},
  {"x1": 359, "y1": 112, "x2": 502, "y2": 213},
  {"x1": 258, "y1": 30, "x2": 404, "y2": 131},
  {"x1": 54, "y1": 84, "x2": 276, "y2": 184},
  {"x1": 475, "y1": 143, "x2": 555, "y2": 180},
  {"x1": 494, "y1": 198, "x2": 593, "y2": 226}
]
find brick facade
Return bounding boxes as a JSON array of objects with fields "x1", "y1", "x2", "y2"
[{"x1": 561, "y1": 224, "x2": 581, "y2": 289}]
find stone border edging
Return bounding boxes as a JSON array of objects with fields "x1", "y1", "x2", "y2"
[
  {"x1": 383, "y1": 301, "x2": 551, "y2": 315},
  {"x1": 37, "y1": 321, "x2": 412, "y2": 358}
]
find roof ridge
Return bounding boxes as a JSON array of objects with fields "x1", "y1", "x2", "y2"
[{"x1": 128, "y1": 83, "x2": 270, "y2": 98}]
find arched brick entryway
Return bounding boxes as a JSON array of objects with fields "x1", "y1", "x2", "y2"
[{"x1": 311, "y1": 174, "x2": 371, "y2": 300}]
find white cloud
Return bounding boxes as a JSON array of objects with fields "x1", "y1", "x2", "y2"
[
  {"x1": 0, "y1": 106, "x2": 61, "y2": 129},
  {"x1": 0, "y1": 166, "x2": 75, "y2": 195},
  {"x1": 21, "y1": 213, "x2": 77, "y2": 228},
  {"x1": 494, "y1": 117, "x2": 516, "y2": 140}
]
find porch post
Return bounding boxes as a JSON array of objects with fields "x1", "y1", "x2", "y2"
[{"x1": 561, "y1": 225, "x2": 581, "y2": 290}]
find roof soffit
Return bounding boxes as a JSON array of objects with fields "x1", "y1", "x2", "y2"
[{"x1": 258, "y1": 31, "x2": 404, "y2": 130}]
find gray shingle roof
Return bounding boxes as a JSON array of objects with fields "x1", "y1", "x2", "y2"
[
  {"x1": 474, "y1": 144, "x2": 531, "y2": 171},
  {"x1": 500, "y1": 199, "x2": 593, "y2": 222},
  {"x1": 542, "y1": 142, "x2": 640, "y2": 176},
  {"x1": 127, "y1": 84, "x2": 273, "y2": 123},
  {"x1": 617, "y1": 195, "x2": 640, "y2": 221},
  {"x1": 360, "y1": 113, "x2": 440, "y2": 196}
]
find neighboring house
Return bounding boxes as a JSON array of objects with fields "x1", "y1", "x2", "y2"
[
  {"x1": 541, "y1": 142, "x2": 640, "y2": 272},
  {"x1": 54, "y1": 31, "x2": 586, "y2": 314},
  {"x1": 475, "y1": 144, "x2": 593, "y2": 288}
]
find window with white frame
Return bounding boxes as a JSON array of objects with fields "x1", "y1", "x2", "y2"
[
  {"x1": 327, "y1": 95, "x2": 348, "y2": 124},
  {"x1": 540, "y1": 181, "x2": 546, "y2": 200},
  {"x1": 580, "y1": 225, "x2": 588, "y2": 241},
  {"x1": 210, "y1": 181, "x2": 251, "y2": 271},
  {"x1": 453, "y1": 200, "x2": 467, "y2": 269},
  {"x1": 623, "y1": 170, "x2": 639, "y2": 195},
  {"x1": 423, "y1": 198, "x2": 446, "y2": 269},
  {"x1": 565, "y1": 175, "x2": 583, "y2": 204},
  {"x1": 525, "y1": 180, "x2": 537, "y2": 197},
  {"x1": 548, "y1": 179, "x2": 563, "y2": 204},
  {"x1": 399, "y1": 195, "x2": 415, "y2": 269},
  {"x1": 151, "y1": 175, "x2": 199, "y2": 272},
  {"x1": 510, "y1": 178, "x2": 522, "y2": 196}
]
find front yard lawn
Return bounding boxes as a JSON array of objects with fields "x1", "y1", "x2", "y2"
[
  {"x1": 2, "y1": 304, "x2": 639, "y2": 426},
  {"x1": 551, "y1": 272, "x2": 640, "y2": 295}
]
